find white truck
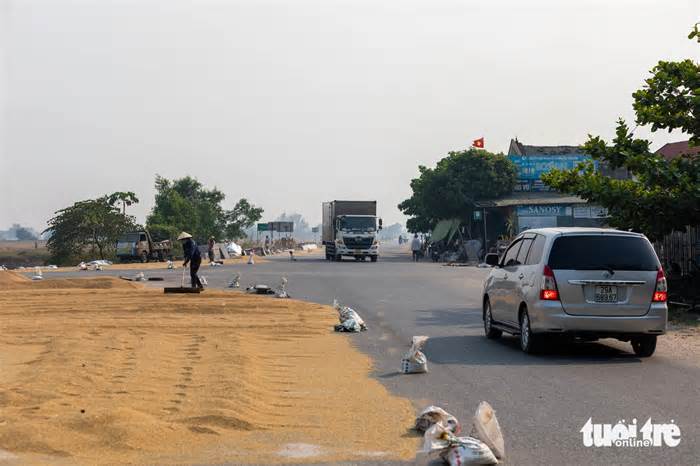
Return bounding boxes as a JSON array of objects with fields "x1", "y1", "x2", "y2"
[{"x1": 322, "y1": 200, "x2": 382, "y2": 262}]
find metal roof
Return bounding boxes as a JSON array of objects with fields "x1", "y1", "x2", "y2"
[
  {"x1": 519, "y1": 227, "x2": 643, "y2": 237},
  {"x1": 475, "y1": 192, "x2": 586, "y2": 208}
]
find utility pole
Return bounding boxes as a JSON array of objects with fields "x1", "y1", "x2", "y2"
[{"x1": 483, "y1": 208, "x2": 488, "y2": 254}]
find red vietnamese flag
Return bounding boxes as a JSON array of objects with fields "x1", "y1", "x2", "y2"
[{"x1": 472, "y1": 137, "x2": 484, "y2": 149}]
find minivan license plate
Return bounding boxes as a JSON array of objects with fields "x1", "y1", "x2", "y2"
[{"x1": 595, "y1": 285, "x2": 618, "y2": 303}]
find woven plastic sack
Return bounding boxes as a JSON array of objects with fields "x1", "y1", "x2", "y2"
[
  {"x1": 415, "y1": 405, "x2": 460, "y2": 433},
  {"x1": 422, "y1": 423, "x2": 497, "y2": 465},
  {"x1": 401, "y1": 336, "x2": 428, "y2": 373},
  {"x1": 473, "y1": 401, "x2": 505, "y2": 460}
]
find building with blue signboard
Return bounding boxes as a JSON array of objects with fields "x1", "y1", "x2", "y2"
[{"x1": 474, "y1": 139, "x2": 618, "y2": 245}]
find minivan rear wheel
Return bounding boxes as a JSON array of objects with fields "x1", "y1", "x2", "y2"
[
  {"x1": 519, "y1": 309, "x2": 539, "y2": 354},
  {"x1": 483, "y1": 299, "x2": 502, "y2": 339},
  {"x1": 631, "y1": 335, "x2": 657, "y2": 357}
]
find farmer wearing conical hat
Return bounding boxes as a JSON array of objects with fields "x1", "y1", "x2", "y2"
[{"x1": 177, "y1": 232, "x2": 203, "y2": 289}]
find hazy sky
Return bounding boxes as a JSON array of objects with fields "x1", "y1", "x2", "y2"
[{"x1": 1, "y1": 0, "x2": 698, "y2": 231}]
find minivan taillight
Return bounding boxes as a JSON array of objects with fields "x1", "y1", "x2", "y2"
[
  {"x1": 540, "y1": 265, "x2": 560, "y2": 301},
  {"x1": 652, "y1": 268, "x2": 667, "y2": 302}
]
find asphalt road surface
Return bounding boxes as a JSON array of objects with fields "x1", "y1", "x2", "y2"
[{"x1": 51, "y1": 245, "x2": 699, "y2": 465}]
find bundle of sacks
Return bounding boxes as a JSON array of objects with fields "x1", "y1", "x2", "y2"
[
  {"x1": 401, "y1": 336, "x2": 429, "y2": 373},
  {"x1": 417, "y1": 402, "x2": 505, "y2": 465},
  {"x1": 332, "y1": 299, "x2": 367, "y2": 332}
]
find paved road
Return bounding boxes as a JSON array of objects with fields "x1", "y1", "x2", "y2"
[{"x1": 53, "y1": 246, "x2": 699, "y2": 465}]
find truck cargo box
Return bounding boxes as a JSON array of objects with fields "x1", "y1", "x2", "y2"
[{"x1": 322, "y1": 200, "x2": 377, "y2": 243}]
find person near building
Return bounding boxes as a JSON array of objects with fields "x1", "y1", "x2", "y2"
[
  {"x1": 207, "y1": 236, "x2": 216, "y2": 263},
  {"x1": 411, "y1": 233, "x2": 422, "y2": 262}
]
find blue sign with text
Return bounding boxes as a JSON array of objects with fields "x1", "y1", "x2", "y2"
[
  {"x1": 508, "y1": 154, "x2": 596, "y2": 191},
  {"x1": 509, "y1": 154, "x2": 594, "y2": 180}
]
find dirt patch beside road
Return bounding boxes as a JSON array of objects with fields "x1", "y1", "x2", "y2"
[{"x1": 0, "y1": 272, "x2": 416, "y2": 465}]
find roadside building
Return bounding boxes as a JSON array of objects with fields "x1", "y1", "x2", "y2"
[
  {"x1": 656, "y1": 140, "x2": 700, "y2": 160},
  {"x1": 475, "y1": 139, "x2": 619, "y2": 244}
]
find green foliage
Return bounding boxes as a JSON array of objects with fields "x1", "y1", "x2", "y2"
[
  {"x1": 224, "y1": 199, "x2": 264, "y2": 239},
  {"x1": 44, "y1": 193, "x2": 138, "y2": 265},
  {"x1": 399, "y1": 148, "x2": 517, "y2": 233},
  {"x1": 146, "y1": 175, "x2": 263, "y2": 242},
  {"x1": 107, "y1": 191, "x2": 139, "y2": 215},
  {"x1": 633, "y1": 58, "x2": 700, "y2": 145},
  {"x1": 544, "y1": 122, "x2": 700, "y2": 239},
  {"x1": 146, "y1": 176, "x2": 225, "y2": 242},
  {"x1": 542, "y1": 28, "x2": 700, "y2": 240}
]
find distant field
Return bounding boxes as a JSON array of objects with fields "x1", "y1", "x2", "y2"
[
  {"x1": 0, "y1": 240, "x2": 47, "y2": 251},
  {"x1": 0, "y1": 240, "x2": 50, "y2": 267}
]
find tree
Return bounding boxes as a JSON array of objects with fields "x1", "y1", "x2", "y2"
[
  {"x1": 542, "y1": 27, "x2": 700, "y2": 240},
  {"x1": 146, "y1": 176, "x2": 226, "y2": 241},
  {"x1": 399, "y1": 148, "x2": 517, "y2": 232},
  {"x1": 44, "y1": 194, "x2": 137, "y2": 264},
  {"x1": 224, "y1": 198, "x2": 264, "y2": 239},
  {"x1": 107, "y1": 191, "x2": 139, "y2": 215},
  {"x1": 14, "y1": 227, "x2": 37, "y2": 241},
  {"x1": 146, "y1": 175, "x2": 264, "y2": 241}
]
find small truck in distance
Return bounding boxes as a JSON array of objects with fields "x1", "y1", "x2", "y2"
[{"x1": 116, "y1": 230, "x2": 172, "y2": 263}]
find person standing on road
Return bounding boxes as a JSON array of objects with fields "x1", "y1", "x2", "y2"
[
  {"x1": 207, "y1": 236, "x2": 216, "y2": 263},
  {"x1": 264, "y1": 235, "x2": 271, "y2": 255},
  {"x1": 411, "y1": 233, "x2": 422, "y2": 262},
  {"x1": 178, "y1": 232, "x2": 203, "y2": 289}
]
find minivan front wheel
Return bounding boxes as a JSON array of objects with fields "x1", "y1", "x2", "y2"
[
  {"x1": 483, "y1": 299, "x2": 502, "y2": 339},
  {"x1": 519, "y1": 309, "x2": 539, "y2": 353},
  {"x1": 631, "y1": 335, "x2": 657, "y2": 357}
]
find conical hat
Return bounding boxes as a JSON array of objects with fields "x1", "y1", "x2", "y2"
[{"x1": 177, "y1": 232, "x2": 192, "y2": 240}]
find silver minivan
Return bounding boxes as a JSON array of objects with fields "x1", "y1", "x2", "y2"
[{"x1": 482, "y1": 228, "x2": 667, "y2": 356}]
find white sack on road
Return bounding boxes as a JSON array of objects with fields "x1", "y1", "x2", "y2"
[
  {"x1": 276, "y1": 277, "x2": 290, "y2": 298},
  {"x1": 473, "y1": 401, "x2": 505, "y2": 460},
  {"x1": 401, "y1": 336, "x2": 429, "y2": 374},
  {"x1": 87, "y1": 260, "x2": 113, "y2": 267},
  {"x1": 332, "y1": 299, "x2": 368, "y2": 332},
  {"x1": 226, "y1": 241, "x2": 243, "y2": 256},
  {"x1": 422, "y1": 423, "x2": 497, "y2": 465},
  {"x1": 228, "y1": 273, "x2": 241, "y2": 288},
  {"x1": 31, "y1": 267, "x2": 43, "y2": 280},
  {"x1": 415, "y1": 405, "x2": 460, "y2": 434}
]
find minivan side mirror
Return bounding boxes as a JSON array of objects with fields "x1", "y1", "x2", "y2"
[{"x1": 485, "y1": 253, "x2": 500, "y2": 267}]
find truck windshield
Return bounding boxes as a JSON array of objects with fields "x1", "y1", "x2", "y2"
[
  {"x1": 118, "y1": 233, "x2": 140, "y2": 242},
  {"x1": 339, "y1": 216, "x2": 376, "y2": 232}
]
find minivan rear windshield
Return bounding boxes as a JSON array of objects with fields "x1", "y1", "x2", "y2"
[{"x1": 548, "y1": 235, "x2": 659, "y2": 271}]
